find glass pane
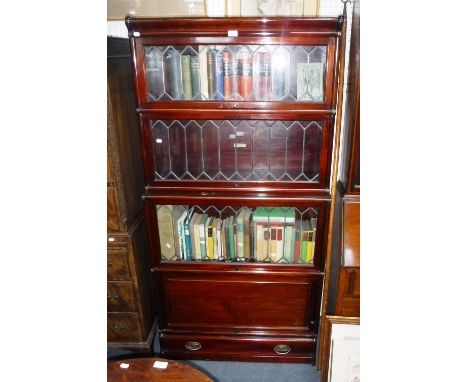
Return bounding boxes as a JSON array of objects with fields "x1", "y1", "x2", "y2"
[
  {"x1": 150, "y1": 120, "x2": 322, "y2": 183},
  {"x1": 144, "y1": 45, "x2": 327, "y2": 102},
  {"x1": 156, "y1": 204, "x2": 319, "y2": 265}
]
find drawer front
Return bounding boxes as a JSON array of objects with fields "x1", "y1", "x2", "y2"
[
  {"x1": 107, "y1": 248, "x2": 131, "y2": 280},
  {"x1": 107, "y1": 313, "x2": 142, "y2": 342},
  {"x1": 107, "y1": 282, "x2": 136, "y2": 312},
  {"x1": 107, "y1": 186, "x2": 120, "y2": 232},
  {"x1": 159, "y1": 272, "x2": 322, "y2": 333},
  {"x1": 161, "y1": 334, "x2": 316, "y2": 362}
]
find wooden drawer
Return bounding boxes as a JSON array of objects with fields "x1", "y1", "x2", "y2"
[
  {"x1": 107, "y1": 281, "x2": 136, "y2": 312},
  {"x1": 107, "y1": 248, "x2": 131, "y2": 280},
  {"x1": 161, "y1": 333, "x2": 316, "y2": 363},
  {"x1": 108, "y1": 313, "x2": 142, "y2": 342}
]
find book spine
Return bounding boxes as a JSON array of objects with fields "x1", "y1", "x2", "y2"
[
  {"x1": 293, "y1": 227, "x2": 300, "y2": 263},
  {"x1": 181, "y1": 55, "x2": 193, "y2": 100},
  {"x1": 190, "y1": 55, "x2": 200, "y2": 99},
  {"x1": 216, "y1": 220, "x2": 222, "y2": 259},
  {"x1": 146, "y1": 49, "x2": 164, "y2": 99},
  {"x1": 238, "y1": 49, "x2": 253, "y2": 99},
  {"x1": 207, "y1": 218, "x2": 214, "y2": 260},
  {"x1": 284, "y1": 225, "x2": 293, "y2": 263},
  {"x1": 163, "y1": 48, "x2": 182, "y2": 100},
  {"x1": 199, "y1": 216, "x2": 207, "y2": 259},
  {"x1": 306, "y1": 231, "x2": 314, "y2": 263},
  {"x1": 237, "y1": 216, "x2": 244, "y2": 258},
  {"x1": 262, "y1": 226, "x2": 269, "y2": 261},
  {"x1": 215, "y1": 50, "x2": 224, "y2": 100},
  {"x1": 198, "y1": 46, "x2": 208, "y2": 99},
  {"x1": 189, "y1": 213, "x2": 197, "y2": 260},
  {"x1": 223, "y1": 51, "x2": 233, "y2": 99},
  {"x1": 269, "y1": 227, "x2": 277, "y2": 262},
  {"x1": 224, "y1": 218, "x2": 230, "y2": 259},
  {"x1": 276, "y1": 226, "x2": 284, "y2": 262},
  {"x1": 300, "y1": 231, "x2": 308, "y2": 263},
  {"x1": 228, "y1": 217, "x2": 235, "y2": 259},
  {"x1": 184, "y1": 218, "x2": 192, "y2": 261},
  {"x1": 243, "y1": 212, "x2": 251, "y2": 258},
  {"x1": 178, "y1": 218, "x2": 185, "y2": 259},
  {"x1": 157, "y1": 206, "x2": 175, "y2": 260},
  {"x1": 255, "y1": 223, "x2": 262, "y2": 261},
  {"x1": 257, "y1": 52, "x2": 271, "y2": 100},
  {"x1": 207, "y1": 48, "x2": 216, "y2": 100}
]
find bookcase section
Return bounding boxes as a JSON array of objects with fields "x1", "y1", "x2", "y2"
[{"x1": 145, "y1": 45, "x2": 327, "y2": 102}]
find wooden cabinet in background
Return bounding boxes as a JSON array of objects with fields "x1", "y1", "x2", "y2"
[{"x1": 107, "y1": 36, "x2": 157, "y2": 354}]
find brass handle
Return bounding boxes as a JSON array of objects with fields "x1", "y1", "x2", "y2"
[
  {"x1": 113, "y1": 322, "x2": 126, "y2": 330},
  {"x1": 184, "y1": 341, "x2": 202, "y2": 351},
  {"x1": 107, "y1": 260, "x2": 113, "y2": 267},
  {"x1": 107, "y1": 293, "x2": 119, "y2": 300},
  {"x1": 274, "y1": 344, "x2": 291, "y2": 354}
]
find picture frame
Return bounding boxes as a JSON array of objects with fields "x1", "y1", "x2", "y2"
[{"x1": 320, "y1": 315, "x2": 360, "y2": 382}]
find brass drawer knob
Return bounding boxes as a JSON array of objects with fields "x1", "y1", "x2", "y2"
[
  {"x1": 107, "y1": 260, "x2": 113, "y2": 267},
  {"x1": 113, "y1": 322, "x2": 126, "y2": 330},
  {"x1": 107, "y1": 293, "x2": 119, "y2": 300},
  {"x1": 274, "y1": 344, "x2": 291, "y2": 354},
  {"x1": 184, "y1": 341, "x2": 202, "y2": 351}
]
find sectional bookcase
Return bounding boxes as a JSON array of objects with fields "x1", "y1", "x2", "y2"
[{"x1": 126, "y1": 16, "x2": 343, "y2": 363}]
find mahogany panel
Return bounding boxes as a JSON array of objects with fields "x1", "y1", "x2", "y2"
[
  {"x1": 335, "y1": 268, "x2": 360, "y2": 317},
  {"x1": 342, "y1": 198, "x2": 360, "y2": 267},
  {"x1": 107, "y1": 281, "x2": 136, "y2": 312},
  {"x1": 107, "y1": 186, "x2": 120, "y2": 232},
  {"x1": 108, "y1": 312, "x2": 143, "y2": 342},
  {"x1": 161, "y1": 333, "x2": 316, "y2": 363}
]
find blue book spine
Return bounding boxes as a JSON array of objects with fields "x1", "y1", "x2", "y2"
[
  {"x1": 184, "y1": 221, "x2": 192, "y2": 261},
  {"x1": 215, "y1": 51, "x2": 224, "y2": 100}
]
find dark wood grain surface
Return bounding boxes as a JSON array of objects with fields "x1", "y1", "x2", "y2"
[{"x1": 108, "y1": 357, "x2": 213, "y2": 382}]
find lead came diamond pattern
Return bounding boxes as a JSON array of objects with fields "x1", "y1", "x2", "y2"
[
  {"x1": 144, "y1": 45, "x2": 327, "y2": 102},
  {"x1": 151, "y1": 120, "x2": 322, "y2": 182}
]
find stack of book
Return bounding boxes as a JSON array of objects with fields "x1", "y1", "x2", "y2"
[
  {"x1": 156, "y1": 205, "x2": 317, "y2": 264},
  {"x1": 152, "y1": 45, "x2": 324, "y2": 101}
]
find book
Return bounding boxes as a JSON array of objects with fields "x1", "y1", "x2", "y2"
[
  {"x1": 163, "y1": 47, "x2": 182, "y2": 100},
  {"x1": 243, "y1": 208, "x2": 252, "y2": 258},
  {"x1": 177, "y1": 210, "x2": 188, "y2": 259},
  {"x1": 189, "y1": 212, "x2": 199, "y2": 260},
  {"x1": 236, "y1": 209, "x2": 246, "y2": 258},
  {"x1": 238, "y1": 48, "x2": 253, "y2": 99},
  {"x1": 271, "y1": 50, "x2": 288, "y2": 100},
  {"x1": 297, "y1": 62, "x2": 324, "y2": 101},
  {"x1": 275, "y1": 226, "x2": 284, "y2": 262},
  {"x1": 171, "y1": 206, "x2": 186, "y2": 259},
  {"x1": 256, "y1": 51, "x2": 271, "y2": 100},
  {"x1": 293, "y1": 225, "x2": 301, "y2": 263},
  {"x1": 284, "y1": 224, "x2": 293, "y2": 263},
  {"x1": 198, "y1": 214, "x2": 208, "y2": 259},
  {"x1": 156, "y1": 205, "x2": 176, "y2": 260},
  {"x1": 206, "y1": 216, "x2": 215, "y2": 260},
  {"x1": 190, "y1": 55, "x2": 200, "y2": 99},
  {"x1": 146, "y1": 48, "x2": 164, "y2": 99},
  {"x1": 207, "y1": 48, "x2": 217, "y2": 100},
  {"x1": 269, "y1": 226, "x2": 278, "y2": 262},
  {"x1": 181, "y1": 55, "x2": 193, "y2": 100},
  {"x1": 215, "y1": 48, "x2": 224, "y2": 100},
  {"x1": 198, "y1": 46, "x2": 208, "y2": 99},
  {"x1": 215, "y1": 218, "x2": 222, "y2": 259},
  {"x1": 252, "y1": 207, "x2": 295, "y2": 224},
  {"x1": 255, "y1": 221, "x2": 263, "y2": 261},
  {"x1": 192, "y1": 213, "x2": 203, "y2": 260},
  {"x1": 221, "y1": 217, "x2": 227, "y2": 259},
  {"x1": 223, "y1": 51, "x2": 233, "y2": 98},
  {"x1": 211, "y1": 217, "x2": 219, "y2": 259},
  {"x1": 306, "y1": 218, "x2": 318, "y2": 264},
  {"x1": 300, "y1": 220, "x2": 311, "y2": 263},
  {"x1": 262, "y1": 225, "x2": 270, "y2": 261},
  {"x1": 183, "y1": 208, "x2": 195, "y2": 261},
  {"x1": 228, "y1": 215, "x2": 235, "y2": 259}
]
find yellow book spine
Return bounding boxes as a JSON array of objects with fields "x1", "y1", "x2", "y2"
[
  {"x1": 306, "y1": 231, "x2": 314, "y2": 263},
  {"x1": 207, "y1": 225, "x2": 214, "y2": 260}
]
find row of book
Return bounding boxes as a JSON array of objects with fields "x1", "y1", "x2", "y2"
[
  {"x1": 147, "y1": 45, "x2": 324, "y2": 101},
  {"x1": 156, "y1": 206, "x2": 317, "y2": 264}
]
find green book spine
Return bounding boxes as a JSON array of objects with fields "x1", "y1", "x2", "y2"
[
  {"x1": 190, "y1": 56, "x2": 200, "y2": 99},
  {"x1": 300, "y1": 221, "x2": 309, "y2": 263},
  {"x1": 181, "y1": 55, "x2": 193, "y2": 100},
  {"x1": 228, "y1": 216, "x2": 235, "y2": 259},
  {"x1": 207, "y1": 48, "x2": 216, "y2": 99}
]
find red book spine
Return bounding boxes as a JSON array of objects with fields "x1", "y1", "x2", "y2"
[
  {"x1": 223, "y1": 51, "x2": 232, "y2": 98},
  {"x1": 239, "y1": 50, "x2": 253, "y2": 99}
]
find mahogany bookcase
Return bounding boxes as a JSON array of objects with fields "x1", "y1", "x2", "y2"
[{"x1": 125, "y1": 16, "x2": 344, "y2": 363}]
